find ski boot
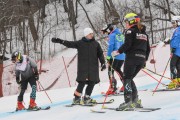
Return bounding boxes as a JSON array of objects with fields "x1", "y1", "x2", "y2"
[
  {"x1": 116, "y1": 101, "x2": 134, "y2": 111},
  {"x1": 167, "y1": 78, "x2": 180, "y2": 89},
  {"x1": 28, "y1": 98, "x2": 39, "y2": 110},
  {"x1": 72, "y1": 97, "x2": 81, "y2": 105},
  {"x1": 132, "y1": 98, "x2": 143, "y2": 108},
  {"x1": 82, "y1": 95, "x2": 96, "y2": 105},
  {"x1": 16, "y1": 101, "x2": 26, "y2": 111}
]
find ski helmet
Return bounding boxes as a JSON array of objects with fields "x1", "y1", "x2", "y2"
[
  {"x1": 171, "y1": 16, "x2": 180, "y2": 26},
  {"x1": 11, "y1": 51, "x2": 22, "y2": 61},
  {"x1": 124, "y1": 13, "x2": 140, "y2": 25}
]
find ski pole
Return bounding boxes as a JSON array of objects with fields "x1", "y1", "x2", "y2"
[
  {"x1": 152, "y1": 57, "x2": 171, "y2": 95},
  {"x1": 144, "y1": 68, "x2": 172, "y2": 80},
  {"x1": 37, "y1": 81, "x2": 53, "y2": 103},
  {"x1": 62, "y1": 56, "x2": 71, "y2": 87},
  {"x1": 102, "y1": 57, "x2": 115, "y2": 108},
  {"x1": 141, "y1": 69, "x2": 167, "y2": 86},
  {"x1": 151, "y1": 49, "x2": 157, "y2": 72}
]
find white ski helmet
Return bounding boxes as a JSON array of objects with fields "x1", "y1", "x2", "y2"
[{"x1": 171, "y1": 16, "x2": 180, "y2": 26}]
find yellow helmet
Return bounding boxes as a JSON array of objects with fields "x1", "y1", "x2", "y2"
[{"x1": 124, "y1": 13, "x2": 140, "y2": 25}]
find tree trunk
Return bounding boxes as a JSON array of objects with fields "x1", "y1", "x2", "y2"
[
  {"x1": 63, "y1": 0, "x2": 69, "y2": 12},
  {"x1": 148, "y1": 1, "x2": 154, "y2": 44},
  {"x1": 0, "y1": 60, "x2": 3, "y2": 97},
  {"x1": 77, "y1": 0, "x2": 97, "y2": 34},
  {"x1": 103, "y1": 0, "x2": 108, "y2": 23},
  {"x1": 86, "y1": 0, "x2": 92, "y2": 4},
  {"x1": 28, "y1": 13, "x2": 39, "y2": 51},
  {"x1": 108, "y1": 0, "x2": 120, "y2": 24},
  {"x1": 68, "y1": 0, "x2": 77, "y2": 41}
]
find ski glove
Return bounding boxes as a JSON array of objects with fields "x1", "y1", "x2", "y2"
[
  {"x1": 101, "y1": 63, "x2": 106, "y2": 71},
  {"x1": 171, "y1": 48, "x2": 176, "y2": 53},
  {"x1": 35, "y1": 75, "x2": 39, "y2": 81},
  {"x1": 51, "y1": 38, "x2": 64, "y2": 44},
  {"x1": 16, "y1": 77, "x2": 21, "y2": 84},
  {"x1": 111, "y1": 51, "x2": 119, "y2": 57}
]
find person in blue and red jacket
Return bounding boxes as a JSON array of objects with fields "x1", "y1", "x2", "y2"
[{"x1": 102, "y1": 24, "x2": 125, "y2": 95}]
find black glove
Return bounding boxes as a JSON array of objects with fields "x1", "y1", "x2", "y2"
[
  {"x1": 171, "y1": 48, "x2": 176, "y2": 53},
  {"x1": 143, "y1": 63, "x2": 146, "y2": 68},
  {"x1": 16, "y1": 79, "x2": 21, "y2": 84},
  {"x1": 101, "y1": 63, "x2": 106, "y2": 71},
  {"x1": 35, "y1": 74, "x2": 39, "y2": 81},
  {"x1": 51, "y1": 38, "x2": 64, "y2": 44}
]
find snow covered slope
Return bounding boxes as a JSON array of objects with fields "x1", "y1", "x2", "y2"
[{"x1": 0, "y1": 70, "x2": 180, "y2": 120}]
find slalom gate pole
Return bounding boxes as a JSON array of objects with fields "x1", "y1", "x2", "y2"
[
  {"x1": 144, "y1": 68, "x2": 172, "y2": 80},
  {"x1": 141, "y1": 69, "x2": 167, "y2": 86},
  {"x1": 152, "y1": 57, "x2": 171, "y2": 95},
  {"x1": 102, "y1": 58, "x2": 115, "y2": 108},
  {"x1": 62, "y1": 56, "x2": 71, "y2": 87},
  {"x1": 38, "y1": 81, "x2": 53, "y2": 103}
]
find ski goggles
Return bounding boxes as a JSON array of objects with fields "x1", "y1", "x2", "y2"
[{"x1": 171, "y1": 20, "x2": 177, "y2": 24}]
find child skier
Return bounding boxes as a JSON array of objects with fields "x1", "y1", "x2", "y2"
[
  {"x1": 51, "y1": 27, "x2": 106, "y2": 105},
  {"x1": 11, "y1": 51, "x2": 39, "y2": 111},
  {"x1": 102, "y1": 24, "x2": 125, "y2": 95}
]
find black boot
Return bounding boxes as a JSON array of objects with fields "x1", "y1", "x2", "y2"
[
  {"x1": 72, "y1": 95, "x2": 81, "y2": 105},
  {"x1": 132, "y1": 96, "x2": 143, "y2": 108},
  {"x1": 83, "y1": 95, "x2": 96, "y2": 104}
]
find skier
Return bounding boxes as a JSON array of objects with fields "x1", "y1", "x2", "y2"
[
  {"x1": 51, "y1": 27, "x2": 106, "y2": 105},
  {"x1": 102, "y1": 24, "x2": 125, "y2": 95},
  {"x1": 165, "y1": 16, "x2": 180, "y2": 89},
  {"x1": 111, "y1": 13, "x2": 150, "y2": 110},
  {"x1": 11, "y1": 51, "x2": 39, "y2": 111}
]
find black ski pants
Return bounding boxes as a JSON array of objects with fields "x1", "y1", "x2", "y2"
[
  {"x1": 170, "y1": 54, "x2": 180, "y2": 79},
  {"x1": 18, "y1": 76, "x2": 37, "y2": 102},
  {"x1": 76, "y1": 81, "x2": 95, "y2": 97},
  {"x1": 108, "y1": 59, "x2": 124, "y2": 81},
  {"x1": 123, "y1": 58, "x2": 145, "y2": 103}
]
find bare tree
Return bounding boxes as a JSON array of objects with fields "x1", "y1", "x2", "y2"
[
  {"x1": 68, "y1": 0, "x2": 77, "y2": 41},
  {"x1": 62, "y1": 0, "x2": 69, "y2": 13}
]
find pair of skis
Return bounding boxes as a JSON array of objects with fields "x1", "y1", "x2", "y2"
[
  {"x1": 9, "y1": 106, "x2": 50, "y2": 113},
  {"x1": 65, "y1": 99, "x2": 114, "y2": 107}
]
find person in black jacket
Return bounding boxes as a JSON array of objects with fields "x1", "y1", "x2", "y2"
[
  {"x1": 52, "y1": 27, "x2": 106, "y2": 104},
  {"x1": 112, "y1": 13, "x2": 150, "y2": 110}
]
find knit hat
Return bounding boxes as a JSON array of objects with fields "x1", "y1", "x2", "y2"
[{"x1": 83, "y1": 28, "x2": 93, "y2": 36}]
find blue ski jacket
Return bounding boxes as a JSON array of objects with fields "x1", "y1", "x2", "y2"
[
  {"x1": 107, "y1": 28, "x2": 125, "y2": 60},
  {"x1": 170, "y1": 26, "x2": 180, "y2": 57}
]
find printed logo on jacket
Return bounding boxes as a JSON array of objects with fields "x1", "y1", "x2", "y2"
[{"x1": 136, "y1": 33, "x2": 147, "y2": 41}]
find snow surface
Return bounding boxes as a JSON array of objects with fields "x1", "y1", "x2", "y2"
[{"x1": 0, "y1": 69, "x2": 180, "y2": 120}]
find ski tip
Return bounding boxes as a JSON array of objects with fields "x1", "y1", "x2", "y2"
[
  {"x1": 109, "y1": 99, "x2": 114, "y2": 102},
  {"x1": 90, "y1": 109, "x2": 106, "y2": 113},
  {"x1": 101, "y1": 106, "x2": 107, "y2": 109}
]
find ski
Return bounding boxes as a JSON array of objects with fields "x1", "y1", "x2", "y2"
[
  {"x1": 102, "y1": 107, "x2": 161, "y2": 112},
  {"x1": 65, "y1": 103, "x2": 96, "y2": 107},
  {"x1": 90, "y1": 109, "x2": 106, "y2": 113},
  {"x1": 65, "y1": 99, "x2": 114, "y2": 107},
  {"x1": 27, "y1": 106, "x2": 51, "y2": 111},
  {"x1": 101, "y1": 92, "x2": 123, "y2": 97},
  {"x1": 153, "y1": 88, "x2": 180, "y2": 92},
  {"x1": 9, "y1": 106, "x2": 50, "y2": 113}
]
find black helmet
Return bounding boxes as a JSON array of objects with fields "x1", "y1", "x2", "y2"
[
  {"x1": 11, "y1": 51, "x2": 22, "y2": 62},
  {"x1": 101, "y1": 24, "x2": 114, "y2": 34}
]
